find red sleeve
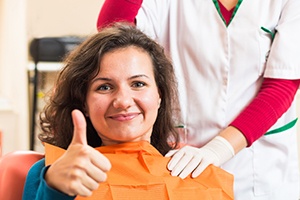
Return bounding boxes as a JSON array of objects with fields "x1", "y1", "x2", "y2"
[
  {"x1": 97, "y1": 0, "x2": 143, "y2": 30},
  {"x1": 230, "y1": 78, "x2": 300, "y2": 146}
]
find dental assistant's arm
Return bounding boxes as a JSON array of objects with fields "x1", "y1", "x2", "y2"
[
  {"x1": 96, "y1": 0, "x2": 300, "y2": 177},
  {"x1": 97, "y1": 0, "x2": 142, "y2": 29}
]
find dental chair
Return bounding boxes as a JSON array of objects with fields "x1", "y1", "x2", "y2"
[{"x1": 0, "y1": 150, "x2": 44, "y2": 200}]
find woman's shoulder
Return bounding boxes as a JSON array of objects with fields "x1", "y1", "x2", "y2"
[
  {"x1": 23, "y1": 158, "x2": 45, "y2": 199},
  {"x1": 25, "y1": 158, "x2": 46, "y2": 188},
  {"x1": 28, "y1": 158, "x2": 46, "y2": 175}
]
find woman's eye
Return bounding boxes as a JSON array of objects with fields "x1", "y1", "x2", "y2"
[
  {"x1": 132, "y1": 81, "x2": 145, "y2": 88},
  {"x1": 97, "y1": 84, "x2": 111, "y2": 91}
]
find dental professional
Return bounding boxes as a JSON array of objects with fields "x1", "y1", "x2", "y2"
[{"x1": 97, "y1": 0, "x2": 300, "y2": 199}]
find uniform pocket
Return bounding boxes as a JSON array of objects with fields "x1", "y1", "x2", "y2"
[{"x1": 258, "y1": 26, "x2": 273, "y2": 76}]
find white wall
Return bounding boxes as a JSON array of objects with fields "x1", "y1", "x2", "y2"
[
  {"x1": 0, "y1": 0, "x2": 29, "y2": 154},
  {"x1": 0, "y1": 0, "x2": 104, "y2": 155},
  {"x1": 26, "y1": 0, "x2": 103, "y2": 38}
]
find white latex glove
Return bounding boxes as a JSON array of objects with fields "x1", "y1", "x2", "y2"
[{"x1": 165, "y1": 136, "x2": 235, "y2": 179}]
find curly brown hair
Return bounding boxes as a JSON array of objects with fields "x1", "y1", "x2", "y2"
[{"x1": 39, "y1": 23, "x2": 180, "y2": 155}]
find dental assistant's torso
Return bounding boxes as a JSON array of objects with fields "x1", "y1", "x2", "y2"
[{"x1": 136, "y1": 0, "x2": 300, "y2": 199}]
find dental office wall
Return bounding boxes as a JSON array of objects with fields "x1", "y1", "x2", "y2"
[{"x1": 0, "y1": 0, "x2": 103, "y2": 155}]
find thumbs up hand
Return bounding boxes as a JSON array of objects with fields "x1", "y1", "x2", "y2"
[{"x1": 45, "y1": 109, "x2": 111, "y2": 197}]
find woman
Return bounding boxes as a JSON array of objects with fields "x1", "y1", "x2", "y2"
[
  {"x1": 97, "y1": 0, "x2": 300, "y2": 199},
  {"x1": 23, "y1": 23, "x2": 233, "y2": 200}
]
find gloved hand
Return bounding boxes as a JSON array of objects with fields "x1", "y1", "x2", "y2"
[{"x1": 165, "y1": 136, "x2": 235, "y2": 179}]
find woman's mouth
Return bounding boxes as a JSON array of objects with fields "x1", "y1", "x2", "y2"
[{"x1": 109, "y1": 113, "x2": 140, "y2": 121}]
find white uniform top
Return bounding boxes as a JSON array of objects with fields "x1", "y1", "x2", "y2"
[{"x1": 136, "y1": 0, "x2": 300, "y2": 199}]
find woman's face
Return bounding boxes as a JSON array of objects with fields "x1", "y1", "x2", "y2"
[{"x1": 86, "y1": 46, "x2": 161, "y2": 146}]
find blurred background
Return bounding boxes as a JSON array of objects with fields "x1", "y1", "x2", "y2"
[{"x1": 0, "y1": 0, "x2": 104, "y2": 154}]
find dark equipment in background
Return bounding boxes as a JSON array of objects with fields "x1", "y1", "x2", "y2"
[{"x1": 28, "y1": 36, "x2": 85, "y2": 150}]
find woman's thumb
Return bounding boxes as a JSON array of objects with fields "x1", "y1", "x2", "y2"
[{"x1": 71, "y1": 109, "x2": 87, "y2": 145}]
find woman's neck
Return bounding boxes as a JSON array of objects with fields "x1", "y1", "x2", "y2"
[{"x1": 218, "y1": 0, "x2": 238, "y2": 10}]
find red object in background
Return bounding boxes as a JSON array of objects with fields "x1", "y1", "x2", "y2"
[
  {"x1": 0, "y1": 151, "x2": 44, "y2": 200},
  {"x1": 0, "y1": 130, "x2": 2, "y2": 157}
]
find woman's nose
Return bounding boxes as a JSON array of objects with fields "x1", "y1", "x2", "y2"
[{"x1": 112, "y1": 88, "x2": 134, "y2": 109}]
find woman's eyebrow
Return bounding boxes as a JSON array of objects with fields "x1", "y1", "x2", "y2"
[
  {"x1": 129, "y1": 74, "x2": 150, "y2": 80},
  {"x1": 91, "y1": 77, "x2": 111, "y2": 84},
  {"x1": 91, "y1": 74, "x2": 150, "y2": 84}
]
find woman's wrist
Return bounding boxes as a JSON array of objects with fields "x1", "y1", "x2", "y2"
[{"x1": 219, "y1": 126, "x2": 248, "y2": 154}]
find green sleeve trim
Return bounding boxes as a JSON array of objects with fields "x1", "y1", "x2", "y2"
[
  {"x1": 264, "y1": 118, "x2": 298, "y2": 135},
  {"x1": 175, "y1": 118, "x2": 298, "y2": 137},
  {"x1": 175, "y1": 124, "x2": 185, "y2": 128}
]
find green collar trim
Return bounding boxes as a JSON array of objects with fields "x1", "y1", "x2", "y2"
[{"x1": 212, "y1": 0, "x2": 243, "y2": 26}]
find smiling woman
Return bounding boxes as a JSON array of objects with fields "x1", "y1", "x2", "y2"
[
  {"x1": 36, "y1": 22, "x2": 180, "y2": 155},
  {"x1": 86, "y1": 46, "x2": 161, "y2": 146},
  {"x1": 22, "y1": 23, "x2": 234, "y2": 200}
]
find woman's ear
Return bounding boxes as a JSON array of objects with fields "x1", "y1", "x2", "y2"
[
  {"x1": 158, "y1": 98, "x2": 161, "y2": 108},
  {"x1": 83, "y1": 105, "x2": 89, "y2": 117}
]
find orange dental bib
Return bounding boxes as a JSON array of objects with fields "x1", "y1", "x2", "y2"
[{"x1": 45, "y1": 141, "x2": 233, "y2": 200}]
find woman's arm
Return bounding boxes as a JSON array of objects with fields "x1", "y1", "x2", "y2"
[
  {"x1": 23, "y1": 159, "x2": 75, "y2": 200},
  {"x1": 229, "y1": 78, "x2": 300, "y2": 148},
  {"x1": 23, "y1": 111, "x2": 111, "y2": 199},
  {"x1": 167, "y1": 78, "x2": 300, "y2": 178}
]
